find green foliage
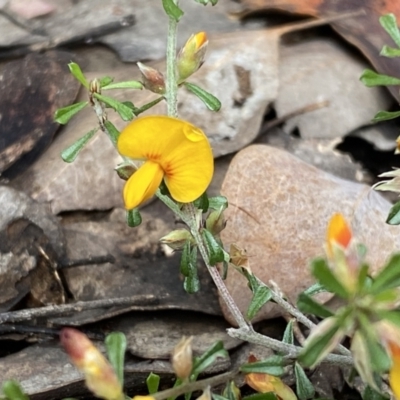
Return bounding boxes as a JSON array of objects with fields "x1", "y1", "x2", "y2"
[
  {"x1": 61, "y1": 127, "x2": 99, "y2": 163},
  {"x1": 240, "y1": 355, "x2": 285, "y2": 376},
  {"x1": 386, "y1": 201, "x2": 400, "y2": 225},
  {"x1": 194, "y1": 191, "x2": 209, "y2": 212},
  {"x1": 379, "y1": 14, "x2": 400, "y2": 48},
  {"x1": 201, "y1": 228, "x2": 225, "y2": 265},
  {"x1": 180, "y1": 241, "x2": 200, "y2": 293},
  {"x1": 162, "y1": 0, "x2": 184, "y2": 21},
  {"x1": 68, "y1": 62, "x2": 89, "y2": 88},
  {"x1": 1, "y1": 382, "x2": 29, "y2": 400},
  {"x1": 370, "y1": 253, "x2": 400, "y2": 294},
  {"x1": 126, "y1": 208, "x2": 142, "y2": 227},
  {"x1": 282, "y1": 319, "x2": 294, "y2": 345},
  {"x1": 183, "y1": 82, "x2": 221, "y2": 111},
  {"x1": 105, "y1": 332, "x2": 127, "y2": 387},
  {"x1": 102, "y1": 80, "x2": 143, "y2": 90},
  {"x1": 360, "y1": 69, "x2": 400, "y2": 87},
  {"x1": 192, "y1": 341, "x2": 228, "y2": 378},
  {"x1": 146, "y1": 373, "x2": 161, "y2": 394},
  {"x1": 297, "y1": 292, "x2": 334, "y2": 318},
  {"x1": 93, "y1": 93, "x2": 135, "y2": 121},
  {"x1": 294, "y1": 363, "x2": 315, "y2": 400},
  {"x1": 55, "y1": 101, "x2": 88, "y2": 124},
  {"x1": 194, "y1": 0, "x2": 218, "y2": 5},
  {"x1": 372, "y1": 110, "x2": 400, "y2": 122}
]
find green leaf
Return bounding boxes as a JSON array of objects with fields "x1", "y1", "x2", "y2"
[
  {"x1": 360, "y1": 69, "x2": 400, "y2": 86},
  {"x1": 181, "y1": 243, "x2": 200, "y2": 293},
  {"x1": 105, "y1": 332, "x2": 127, "y2": 386},
  {"x1": 282, "y1": 319, "x2": 294, "y2": 345},
  {"x1": 208, "y1": 196, "x2": 228, "y2": 211},
  {"x1": 126, "y1": 208, "x2": 142, "y2": 227},
  {"x1": 68, "y1": 62, "x2": 89, "y2": 88},
  {"x1": 61, "y1": 127, "x2": 98, "y2": 163},
  {"x1": 2, "y1": 381, "x2": 29, "y2": 400},
  {"x1": 380, "y1": 14, "x2": 400, "y2": 48},
  {"x1": 146, "y1": 372, "x2": 160, "y2": 394},
  {"x1": 94, "y1": 93, "x2": 134, "y2": 121},
  {"x1": 239, "y1": 269, "x2": 272, "y2": 320},
  {"x1": 297, "y1": 292, "x2": 333, "y2": 318},
  {"x1": 310, "y1": 258, "x2": 349, "y2": 299},
  {"x1": 194, "y1": 0, "x2": 218, "y2": 5},
  {"x1": 240, "y1": 355, "x2": 285, "y2": 376},
  {"x1": 302, "y1": 282, "x2": 327, "y2": 297},
  {"x1": 54, "y1": 101, "x2": 88, "y2": 124},
  {"x1": 201, "y1": 228, "x2": 225, "y2": 265},
  {"x1": 104, "y1": 120, "x2": 120, "y2": 146},
  {"x1": 133, "y1": 97, "x2": 164, "y2": 116},
  {"x1": 363, "y1": 385, "x2": 389, "y2": 400},
  {"x1": 370, "y1": 253, "x2": 400, "y2": 293},
  {"x1": 380, "y1": 45, "x2": 400, "y2": 58},
  {"x1": 386, "y1": 201, "x2": 400, "y2": 224},
  {"x1": 242, "y1": 394, "x2": 278, "y2": 400},
  {"x1": 294, "y1": 363, "x2": 315, "y2": 400},
  {"x1": 103, "y1": 80, "x2": 143, "y2": 90},
  {"x1": 192, "y1": 341, "x2": 228, "y2": 377},
  {"x1": 162, "y1": 0, "x2": 184, "y2": 21},
  {"x1": 377, "y1": 310, "x2": 400, "y2": 328},
  {"x1": 99, "y1": 76, "x2": 114, "y2": 87},
  {"x1": 372, "y1": 110, "x2": 400, "y2": 122},
  {"x1": 298, "y1": 318, "x2": 342, "y2": 368},
  {"x1": 184, "y1": 82, "x2": 221, "y2": 111},
  {"x1": 194, "y1": 191, "x2": 209, "y2": 212}
]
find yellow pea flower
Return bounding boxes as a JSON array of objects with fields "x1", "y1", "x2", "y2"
[
  {"x1": 388, "y1": 341, "x2": 400, "y2": 400},
  {"x1": 117, "y1": 115, "x2": 214, "y2": 210},
  {"x1": 326, "y1": 213, "x2": 352, "y2": 258}
]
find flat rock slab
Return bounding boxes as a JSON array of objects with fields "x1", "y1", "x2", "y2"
[{"x1": 220, "y1": 145, "x2": 399, "y2": 324}]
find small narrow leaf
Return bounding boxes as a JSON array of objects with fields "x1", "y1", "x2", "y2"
[
  {"x1": 282, "y1": 320, "x2": 294, "y2": 345},
  {"x1": 386, "y1": 201, "x2": 400, "y2": 225},
  {"x1": 181, "y1": 244, "x2": 200, "y2": 293},
  {"x1": 380, "y1": 14, "x2": 400, "y2": 48},
  {"x1": 294, "y1": 363, "x2": 315, "y2": 400},
  {"x1": 105, "y1": 332, "x2": 127, "y2": 386},
  {"x1": 94, "y1": 93, "x2": 134, "y2": 121},
  {"x1": 201, "y1": 228, "x2": 225, "y2": 265},
  {"x1": 99, "y1": 76, "x2": 114, "y2": 87},
  {"x1": 104, "y1": 120, "x2": 120, "y2": 146},
  {"x1": 194, "y1": 191, "x2": 209, "y2": 212},
  {"x1": 2, "y1": 381, "x2": 29, "y2": 400},
  {"x1": 54, "y1": 101, "x2": 88, "y2": 124},
  {"x1": 208, "y1": 196, "x2": 228, "y2": 211},
  {"x1": 360, "y1": 69, "x2": 400, "y2": 86},
  {"x1": 370, "y1": 253, "x2": 400, "y2": 293},
  {"x1": 302, "y1": 282, "x2": 327, "y2": 297},
  {"x1": 184, "y1": 82, "x2": 221, "y2": 111},
  {"x1": 61, "y1": 127, "x2": 98, "y2": 163},
  {"x1": 103, "y1": 80, "x2": 143, "y2": 90},
  {"x1": 192, "y1": 341, "x2": 228, "y2": 376},
  {"x1": 240, "y1": 355, "x2": 285, "y2": 376},
  {"x1": 68, "y1": 62, "x2": 89, "y2": 88},
  {"x1": 380, "y1": 45, "x2": 400, "y2": 58},
  {"x1": 372, "y1": 110, "x2": 400, "y2": 122},
  {"x1": 362, "y1": 385, "x2": 389, "y2": 400},
  {"x1": 133, "y1": 97, "x2": 164, "y2": 116},
  {"x1": 310, "y1": 258, "x2": 349, "y2": 299},
  {"x1": 297, "y1": 292, "x2": 334, "y2": 318},
  {"x1": 146, "y1": 372, "x2": 160, "y2": 394},
  {"x1": 162, "y1": 0, "x2": 184, "y2": 21},
  {"x1": 127, "y1": 208, "x2": 142, "y2": 227}
]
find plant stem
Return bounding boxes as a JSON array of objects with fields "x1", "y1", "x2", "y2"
[{"x1": 165, "y1": 3, "x2": 179, "y2": 118}]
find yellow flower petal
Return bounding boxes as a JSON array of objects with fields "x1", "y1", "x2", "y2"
[
  {"x1": 389, "y1": 341, "x2": 400, "y2": 400},
  {"x1": 118, "y1": 115, "x2": 213, "y2": 204},
  {"x1": 123, "y1": 160, "x2": 163, "y2": 209}
]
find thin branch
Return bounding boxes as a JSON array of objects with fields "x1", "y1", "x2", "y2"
[
  {"x1": 152, "y1": 370, "x2": 237, "y2": 400},
  {"x1": 0, "y1": 295, "x2": 158, "y2": 324}
]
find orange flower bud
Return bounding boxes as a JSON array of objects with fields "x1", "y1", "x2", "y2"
[
  {"x1": 60, "y1": 328, "x2": 124, "y2": 400},
  {"x1": 171, "y1": 336, "x2": 193, "y2": 380},
  {"x1": 326, "y1": 213, "x2": 352, "y2": 257},
  {"x1": 177, "y1": 32, "x2": 208, "y2": 83},
  {"x1": 137, "y1": 62, "x2": 165, "y2": 94}
]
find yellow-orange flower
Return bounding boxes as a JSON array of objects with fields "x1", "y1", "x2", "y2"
[
  {"x1": 389, "y1": 341, "x2": 400, "y2": 399},
  {"x1": 117, "y1": 115, "x2": 214, "y2": 210},
  {"x1": 326, "y1": 213, "x2": 352, "y2": 257}
]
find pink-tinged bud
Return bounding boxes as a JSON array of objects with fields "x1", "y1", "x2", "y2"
[
  {"x1": 137, "y1": 62, "x2": 165, "y2": 94},
  {"x1": 177, "y1": 32, "x2": 208, "y2": 83},
  {"x1": 171, "y1": 336, "x2": 193, "y2": 380},
  {"x1": 60, "y1": 328, "x2": 123, "y2": 400}
]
